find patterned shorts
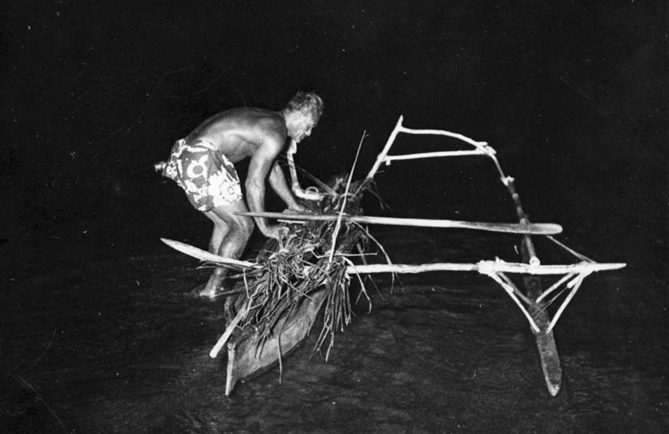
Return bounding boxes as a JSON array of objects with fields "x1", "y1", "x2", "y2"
[{"x1": 164, "y1": 138, "x2": 243, "y2": 211}]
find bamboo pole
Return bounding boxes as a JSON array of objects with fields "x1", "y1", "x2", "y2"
[{"x1": 345, "y1": 261, "x2": 626, "y2": 276}]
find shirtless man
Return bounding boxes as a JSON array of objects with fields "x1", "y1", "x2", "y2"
[{"x1": 163, "y1": 92, "x2": 324, "y2": 298}]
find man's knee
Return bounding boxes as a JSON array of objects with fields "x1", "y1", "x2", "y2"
[
  {"x1": 242, "y1": 217, "x2": 255, "y2": 238},
  {"x1": 235, "y1": 217, "x2": 254, "y2": 240}
]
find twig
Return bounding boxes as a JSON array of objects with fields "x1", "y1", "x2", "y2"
[
  {"x1": 327, "y1": 132, "x2": 366, "y2": 265},
  {"x1": 17, "y1": 376, "x2": 68, "y2": 432},
  {"x1": 27, "y1": 329, "x2": 58, "y2": 371}
]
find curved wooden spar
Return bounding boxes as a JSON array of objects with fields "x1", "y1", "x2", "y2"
[
  {"x1": 237, "y1": 212, "x2": 563, "y2": 235},
  {"x1": 161, "y1": 238, "x2": 259, "y2": 269}
]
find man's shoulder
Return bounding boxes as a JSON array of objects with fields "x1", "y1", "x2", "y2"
[
  {"x1": 201, "y1": 107, "x2": 276, "y2": 125},
  {"x1": 192, "y1": 108, "x2": 286, "y2": 155},
  {"x1": 225, "y1": 107, "x2": 280, "y2": 122},
  {"x1": 218, "y1": 108, "x2": 284, "y2": 135},
  {"x1": 251, "y1": 110, "x2": 285, "y2": 131}
]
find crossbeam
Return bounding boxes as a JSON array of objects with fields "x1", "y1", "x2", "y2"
[
  {"x1": 345, "y1": 261, "x2": 626, "y2": 275},
  {"x1": 365, "y1": 116, "x2": 499, "y2": 180},
  {"x1": 346, "y1": 260, "x2": 625, "y2": 335},
  {"x1": 383, "y1": 149, "x2": 490, "y2": 162},
  {"x1": 238, "y1": 211, "x2": 563, "y2": 236}
]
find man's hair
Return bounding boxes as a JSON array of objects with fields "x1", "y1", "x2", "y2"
[{"x1": 285, "y1": 91, "x2": 324, "y2": 119}]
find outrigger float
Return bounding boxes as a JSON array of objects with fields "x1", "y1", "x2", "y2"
[{"x1": 162, "y1": 116, "x2": 625, "y2": 396}]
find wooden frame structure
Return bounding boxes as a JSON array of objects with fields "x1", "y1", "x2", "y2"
[
  {"x1": 162, "y1": 116, "x2": 625, "y2": 396},
  {"x1": 350, "y1": 116, "x2": 625, "y2": 395}
]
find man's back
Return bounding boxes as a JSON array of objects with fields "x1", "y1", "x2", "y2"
[{"x1": 185, "y1": 108, "x2": 287, "y2": 163}]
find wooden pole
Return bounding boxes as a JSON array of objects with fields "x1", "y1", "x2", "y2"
[
  {"x1": 383, "y1": 149, "x2": 490, "y2": 162},
  {"x1": 237, "y1": 212, "x2": 563, "y2": 236},
  {"x1": 345, "y1": 261, "x2": 626, "y2": 276},
  {"x1": 365, "y1": 116, "x2": 404, "y2": 180},
  {"x1": 393, "y1": 126, "x2": 491, "y2": 150},
  {"x1": 209, "y1": 303, "x2": 250, "y2": 358}
]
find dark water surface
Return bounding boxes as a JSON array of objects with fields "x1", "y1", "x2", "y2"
[{"x1": 1, "y1": 223, "x2": 667, "y2": 432}]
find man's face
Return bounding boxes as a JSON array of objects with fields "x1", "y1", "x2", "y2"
[{"x1": 292, "y1": 111, "x2": 318, "y2": 143}]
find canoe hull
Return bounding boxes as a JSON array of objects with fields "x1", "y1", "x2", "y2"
[{"x1": 225, "y1": 290, "x2": 327, "y2": 396}]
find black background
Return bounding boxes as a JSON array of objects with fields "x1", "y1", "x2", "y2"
[{"x1": 2, "y1": 1, "x2": 666, "y2": 275}]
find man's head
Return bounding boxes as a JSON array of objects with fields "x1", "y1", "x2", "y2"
[{"x1": 284, "y1": 92, "x2": 324, "y2": 143}]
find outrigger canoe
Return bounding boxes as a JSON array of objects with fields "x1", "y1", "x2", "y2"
[{"x1": 162, "y1": 115, "x2": 625, "y2": 397}]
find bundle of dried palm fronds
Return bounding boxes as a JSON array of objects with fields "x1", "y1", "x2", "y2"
[{"x1": 228, "y1": 178, "x2": 373, "y2": 359}]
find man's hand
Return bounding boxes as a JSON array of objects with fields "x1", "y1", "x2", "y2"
[
  {"x1": 262, "y1": 225, "x2": 288, "y2": 241},
  {"x1": 284, "y1": 203, "x2": 306, "y2": 213}
]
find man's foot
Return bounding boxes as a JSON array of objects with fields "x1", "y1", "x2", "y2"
[{"x1": 188, "y1": 283, "x2": 224, "y2": 300}]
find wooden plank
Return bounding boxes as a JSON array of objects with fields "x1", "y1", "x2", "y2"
[{"x1": 161, "y1": 238, "x2": 258, "y2": 269}]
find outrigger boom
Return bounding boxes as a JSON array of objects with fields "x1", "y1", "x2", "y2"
[
  {"x1": 284, "y1": 115, "x2": 626, "y2": 396},
  {"x1": 161, "y1": 237, "x2": 624, "y2": 337},
  {"x1": 237, "y1": 211, "x2": 563, "y2": 235},
  {"x1": 358, "y1": 115, "x2": 626, "y2": 396}
]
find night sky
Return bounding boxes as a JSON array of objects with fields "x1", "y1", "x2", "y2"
[{"x1": 2, "y1": 1, "x2": 667, "y2": 274}]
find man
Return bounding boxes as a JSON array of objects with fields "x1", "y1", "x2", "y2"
[{"x1": 163, "y1": 91, "x2": 324, "y2": 298}]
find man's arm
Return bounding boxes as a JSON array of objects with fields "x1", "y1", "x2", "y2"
[
  {"x1": 268, "y1": 162, "x2": 304, "y2": 211},
  {"x1": 245, "y1": 140, "x2": 285, "y2": 239}
]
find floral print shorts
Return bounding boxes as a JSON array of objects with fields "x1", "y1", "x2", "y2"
[{"x1": 164, "y1": 138, "x2": 243, "y2": 211}]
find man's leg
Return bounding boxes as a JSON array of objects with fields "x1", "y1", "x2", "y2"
[
  {"x1": 199, "y1": 199, "x2": 254, "y2": 299},
  {"x1": 197, "y1": 212, "x2": 230, "y2": 297},
  {"x1": 207, "y1": 215, "x2": 229, "y2": 255}
]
